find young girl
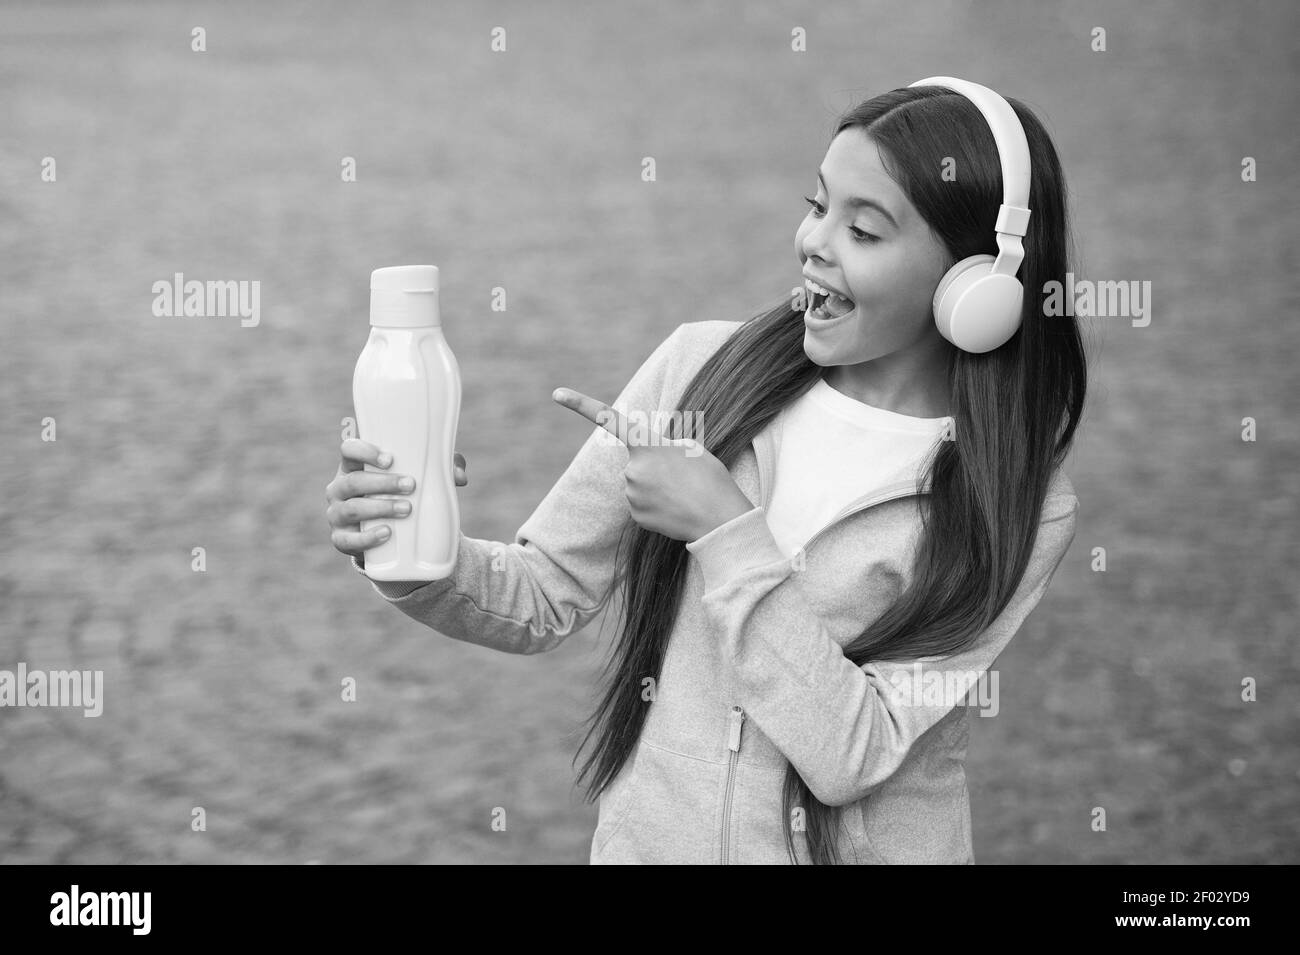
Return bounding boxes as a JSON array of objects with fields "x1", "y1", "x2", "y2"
[{"x1": 325, "y1": 77, "x2": 1086, "y2": 864}]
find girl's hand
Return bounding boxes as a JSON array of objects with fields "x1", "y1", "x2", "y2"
[
  {"x1": 326, "y1": 438, "x2": 467, "y2": 559},
  {"x1": 552, "y1": 388, "x2": 753, "y2": 542}
]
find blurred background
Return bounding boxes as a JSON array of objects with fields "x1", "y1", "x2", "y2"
[{"x1": 1, "y1": 0, "x2": 1295, "y2": 864}]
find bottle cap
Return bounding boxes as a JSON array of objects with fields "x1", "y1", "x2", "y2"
[{"x1": 370, "y1": 265, "x2": 440, "y2": 327}]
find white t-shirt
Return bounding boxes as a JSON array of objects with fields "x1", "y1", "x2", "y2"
[{"x1": 763, "y1": 376, "x2": 950, "y2": 558}]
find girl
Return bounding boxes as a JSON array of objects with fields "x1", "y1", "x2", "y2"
[{"x1": 325, "y1": 78, "x2": 1086, "y2": 864}]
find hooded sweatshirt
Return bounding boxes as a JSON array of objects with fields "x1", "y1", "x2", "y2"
[{"x1": 351, "y1": 319, "x2": 1080, "y2": 864}]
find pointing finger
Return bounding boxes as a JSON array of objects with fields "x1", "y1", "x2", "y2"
[{"x1": 553, "y1": 387, "x2": 641, "y2": 446}]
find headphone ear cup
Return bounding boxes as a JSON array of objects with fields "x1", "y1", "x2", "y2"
[
  {"x1": 932, "y1": 254, "x2": 1024, "y2": 353},
  {"x1": 933, "y1": 254, "x2": 994, "y2": 341}
]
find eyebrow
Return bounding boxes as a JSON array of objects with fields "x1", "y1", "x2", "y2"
[{"x1": 817, "y1": 169, "x2": 899, "y2": 229}]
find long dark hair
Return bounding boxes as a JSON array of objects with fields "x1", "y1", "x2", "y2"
[{"x1": 571, "y1": 85, "x2": 1086, "y2": 863}]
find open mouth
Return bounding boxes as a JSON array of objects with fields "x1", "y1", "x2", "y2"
[{"x1": 805, "y1": 280, "x2": 856, "y2": 321}]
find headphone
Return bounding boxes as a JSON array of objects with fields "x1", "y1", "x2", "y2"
[{"x1": 908, "y1": 77, "x2": 1032, "y2": 354}]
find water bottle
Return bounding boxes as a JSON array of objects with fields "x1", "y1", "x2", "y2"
[{"x1": 352, "y1": 265, "x2": 461, "y2": 581}]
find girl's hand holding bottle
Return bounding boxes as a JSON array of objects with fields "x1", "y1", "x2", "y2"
[{"x1": 326, "y1": 438, "x2": 467, "y2": 560}]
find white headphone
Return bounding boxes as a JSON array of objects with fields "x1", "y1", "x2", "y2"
[{"x1": 908, "y1": 77, "x2": 1032, "y2": 354}]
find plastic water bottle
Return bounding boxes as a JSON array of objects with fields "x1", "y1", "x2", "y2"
[{"x1": 352, "y1": 265, "x2": 461, "y2": 581}]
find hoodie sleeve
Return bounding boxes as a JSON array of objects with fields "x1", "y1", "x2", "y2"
[
  {"x1": 349, "y1": 322, "x2": 688, "y2": 655},
  {"x1": 683, "y1": 492, "x2": 1079, "y2": 807}
]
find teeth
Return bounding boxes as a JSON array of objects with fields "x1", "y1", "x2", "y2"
[
  {"x1": 804, "y1": 278, "x2": 848, "y2": 299},
  {"x1": 803, "y1": 277, "x2": 857, "y2": 321},
  {"x1": 804, "y1": 278, "x2": 852, "y2": 314}
]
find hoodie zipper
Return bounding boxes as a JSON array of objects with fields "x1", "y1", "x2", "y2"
[
  {"x1": 712, "y1": 430, "x2": 926, "y2": 864},
  {"x1": 716, "y1": 483, "x2": 913, "y2": 864},
  {"x1": 717, "y1": 428, "x2": 930, "y2": 862},
  {"x1": 720, "y1": 705, "x2": 745, "y2": 864}
]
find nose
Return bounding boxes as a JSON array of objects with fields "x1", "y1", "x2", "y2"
[{"x1": 799, "y1": 216, "x2": 832, "y2": 266}]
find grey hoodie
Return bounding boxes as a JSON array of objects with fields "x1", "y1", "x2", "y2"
[{"x1": 351, "y1": 319, "x2": 1079, "y2": 864}]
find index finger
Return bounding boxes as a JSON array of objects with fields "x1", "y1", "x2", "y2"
[
  {"x1": 552, "y1": 388, "x2": 639, "y2": 446},
  {"x1": 341, "y1": 437, "x2": 391, "y2": 473}
]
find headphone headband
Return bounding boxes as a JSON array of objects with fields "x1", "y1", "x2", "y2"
[{"x1": 908, "y1": 76, "x2": 1032, "y2": 278}]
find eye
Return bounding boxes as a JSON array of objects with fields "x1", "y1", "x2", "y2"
[{"x1": 803, "y1": 196, "x2": 878, "y2": 243}]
